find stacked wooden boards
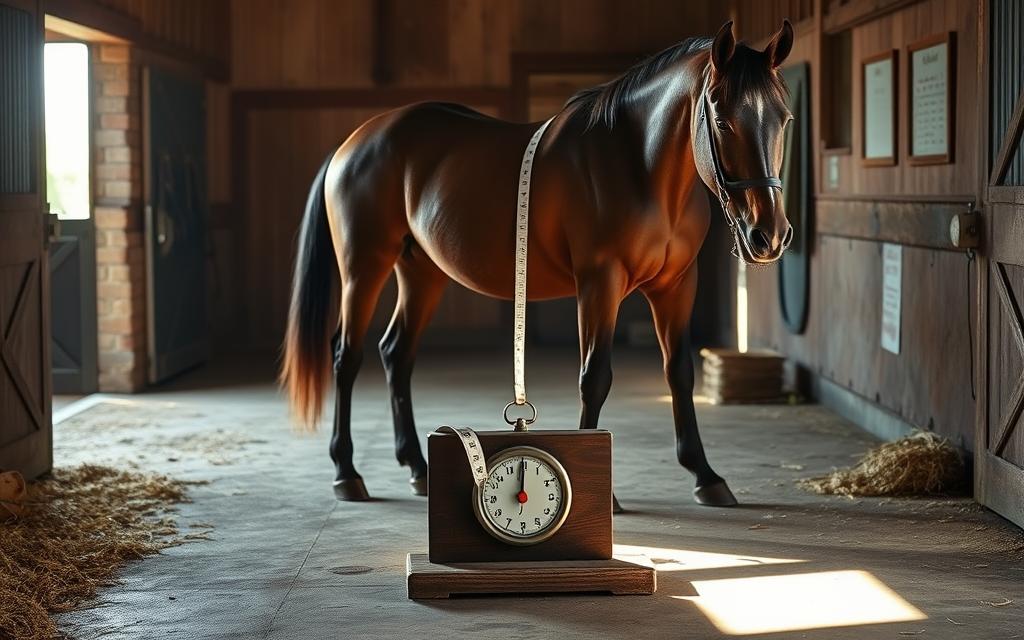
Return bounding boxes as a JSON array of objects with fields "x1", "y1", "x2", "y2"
[{"x1": 700, "y1": 348, "x2": 787, "y2": 404}]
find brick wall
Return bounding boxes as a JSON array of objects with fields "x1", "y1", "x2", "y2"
[{"x1": 93, "y1": 44, "x2": 147, "y2": 392}]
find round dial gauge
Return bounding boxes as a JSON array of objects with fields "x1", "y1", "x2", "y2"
[{"x1": 473, "y1": 446, "x2": 572, "y2": 545}]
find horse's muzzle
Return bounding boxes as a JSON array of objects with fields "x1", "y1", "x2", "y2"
[{"x1": 733, "y1": 217, "x2": 792, "y2": 264}]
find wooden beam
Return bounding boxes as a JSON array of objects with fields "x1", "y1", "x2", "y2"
[
  {"x1": 823, "y1": 0, "x2": 923, "y2": 33},
  {"x1": 816, "y1": 198, "x2": 971, "y2": 250},
  {"x1": 42, "y1": 0, "x2": 139, "y2": 41},
  {"x1": 44, "y1": 14, "x2": 127, "y2": 42}
]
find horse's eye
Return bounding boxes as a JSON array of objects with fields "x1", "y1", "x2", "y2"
[{"x1": 714, "y1": 118, "x2": 729, "y2": 132}]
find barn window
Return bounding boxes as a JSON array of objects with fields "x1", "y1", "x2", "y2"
[{"x1": 44, "y1": 42, "x2": 90, "y2": 220}]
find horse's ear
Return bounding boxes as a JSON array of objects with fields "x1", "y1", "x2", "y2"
[
  {"x1": 765, "y1": 19, "x2": 794, "y2": 68},
  {"x1": 711, "y1": 21, "x2": 736, "y2": 74}
]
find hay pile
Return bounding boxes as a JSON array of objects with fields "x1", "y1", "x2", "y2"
[
  {"x1": 0, "y1": 464, "x2": 192, "y2": 640},
  {"x1": 801, "y1": 431, "x2": 965, "y2": 497}
]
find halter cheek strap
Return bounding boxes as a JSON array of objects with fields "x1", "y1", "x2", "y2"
[{"x1": 697, "y1": 73, "x2": 783, "y2": 229}]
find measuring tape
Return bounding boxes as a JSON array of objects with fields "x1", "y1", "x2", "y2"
[
  {"x1": 437, "y1": 117, "x2": 555, "y2": 480},
  {"x1": 436, "y1": 425, "x2": 487, "y2": 488},
  {"x1": 511, "y1": 117, "x2": 555, "y2": 417}
]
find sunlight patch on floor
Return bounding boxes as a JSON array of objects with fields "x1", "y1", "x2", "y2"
[
  {"x1": 657, "y1": 394, "x2": 712, "y2": 405},
  {"x1": 673, "y1": 570, "x2": 926, "y2": 635},
  {"x1": 614, "y1": 544, "x2": 803, "y2": 572}
]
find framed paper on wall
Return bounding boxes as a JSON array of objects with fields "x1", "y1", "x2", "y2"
[
  {"x1": 862, "y1": 50, "x2": 898, "y2": 166},
  {"x1": 908, "y1": 32, "x2": 956, "y2": 164}
]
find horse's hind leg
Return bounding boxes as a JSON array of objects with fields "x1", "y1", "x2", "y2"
[
  {"x1": 642, "y1": 266, "x2": 737, "y2": 507},
  {"x1": 331, "y1": 253, "x2": 396, "y2": 501},
  {"x1": 379, "y1": 242, "x2": 448, "y2": 496}
]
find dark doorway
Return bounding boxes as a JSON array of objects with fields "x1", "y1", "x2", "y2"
[{"x1": 44, "y1": 41, "x2": 98, "y2": 394}]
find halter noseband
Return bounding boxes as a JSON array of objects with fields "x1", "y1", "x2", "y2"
[{"x1": 698, "y1": 73, "x2": 783, "y2": 232}]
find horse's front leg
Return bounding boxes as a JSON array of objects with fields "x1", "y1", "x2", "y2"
[
  {"x1": 576, "y1": 266, "x2": 626, "y2": 512},
  {"x1": 643, "y1": 266, "x2": 737, "y2": 506}
]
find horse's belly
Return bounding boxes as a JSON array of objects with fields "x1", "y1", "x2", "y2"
[{"x1": 408, "y1": 218, "x2": 575, "y2": 301}]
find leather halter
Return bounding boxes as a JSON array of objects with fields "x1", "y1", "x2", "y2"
[{"x1": 697, "y1": 73, "x2": 783, "y2": 232}]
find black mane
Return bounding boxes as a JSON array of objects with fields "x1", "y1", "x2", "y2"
[
  {"x1": 565, "y1": 37, "x2": 712, "y2": 129},
  {"x1": 566, "y1": 36, "x2": 786, "y2": 129}
]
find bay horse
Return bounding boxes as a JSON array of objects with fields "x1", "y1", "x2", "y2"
[{"x1": 281, "y1": 21, "x2": 795, "y2": 508}]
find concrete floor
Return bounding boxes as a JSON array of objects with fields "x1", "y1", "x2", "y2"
[{"x1": 53, "y1": 349, "x2": 1024, "y2": 640}]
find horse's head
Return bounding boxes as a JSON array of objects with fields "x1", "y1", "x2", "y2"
[{"x1": 693, "y1": 20, "x2": 795, "y2": 264}]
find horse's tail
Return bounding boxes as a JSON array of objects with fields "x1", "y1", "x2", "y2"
[{"x1": 280, "y1": 151, "x2": 337, "y2": 428}]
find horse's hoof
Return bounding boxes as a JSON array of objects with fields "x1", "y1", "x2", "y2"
[
  {"x1": 694, "y1": 480, "x2": 738, "y2": 507},
  {"x1": 409, "y1": 476, "x2": 428, "y2": 497},
  {"x1": 333, "y1": 477, "x2": 370, "y2": 501},
  {"x1": 612, "y1": 494, "x2": 624, "y2": 514}
]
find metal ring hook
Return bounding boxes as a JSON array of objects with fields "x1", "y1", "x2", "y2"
[{"x1": 503, "y1": 400, "x2": 537, "y2": 426}]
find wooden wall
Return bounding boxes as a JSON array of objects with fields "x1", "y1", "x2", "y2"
[
  {"x1": 222, "y1": 0, "x2": 730, "y2": 350},
  {"x1": 44, "y1": 0, "x2": 229, "y2": 74},
  {"x1": 97, "y1": 0, "x2": 228, "y2": 66},
  {"x1": 230, "y1": 0, "x2": 717, "y2": 89},
  {"x1": 733, "y1": 0, "x2": 981, "y2": 450}
]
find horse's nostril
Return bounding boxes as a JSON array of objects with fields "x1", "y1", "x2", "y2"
[{"x1": 749, "y1": 229, "x2": 772, "y2": 257}]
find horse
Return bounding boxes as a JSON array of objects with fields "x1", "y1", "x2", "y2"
[{"x1": 280, "y1": 20, "x2": 795, "y2": 508}]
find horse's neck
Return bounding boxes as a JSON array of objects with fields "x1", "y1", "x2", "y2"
[{"x1": 628, "y1": 61, "x2": 708, "y2": 225}]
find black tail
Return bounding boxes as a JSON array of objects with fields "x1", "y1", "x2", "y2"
[{"x1": 280, "y1": 152, "x2": 337, "y2": 427}]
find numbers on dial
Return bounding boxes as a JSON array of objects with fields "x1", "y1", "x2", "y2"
[{"x1": 479, "y1": 454, "x2": 563, "y2": 539}]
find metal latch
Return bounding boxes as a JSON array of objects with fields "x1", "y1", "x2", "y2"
[
  {"x1": 949, "y1": 202, "x2": 979, "y2": 249},
  {"x1": 45, "y1": 205, "x2": 60, "y2": 247}
]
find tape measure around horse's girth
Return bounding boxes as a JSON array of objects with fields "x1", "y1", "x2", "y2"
[
  {"x1": 510, "y1": 117, "x2": 555, "y2": 421},
  {"x1": 438, "y1": 117, "x2": 555, "y2": 485}
]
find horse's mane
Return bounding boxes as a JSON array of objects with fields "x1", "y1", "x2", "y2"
[{"x1": 565, "y1": 36, "x2": 786, "y2": 129}]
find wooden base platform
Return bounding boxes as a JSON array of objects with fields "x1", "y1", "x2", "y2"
[{"x1": 406, "y1": 553, "x2": 656, "y2": 599}]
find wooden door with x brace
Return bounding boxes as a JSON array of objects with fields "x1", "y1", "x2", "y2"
[
  {"x1": 0, "y1": 0, "x2": 51, "y2": 479},
  {"x1": 976, "y1": 0, "x2": 1024, "y2": 528}
]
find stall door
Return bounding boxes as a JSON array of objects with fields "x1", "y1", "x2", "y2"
[
  {"x1": 0, "y1": 0, "x2": 51, "y2": 478},
  {"x1": 143, "y1": 67, "x2": 207, "y2": 383},
  {"x1": 976, "y1": 0, "x2": 1024, "y2": 528},
  {"x1": 49, "y1": 219, "x2": 97, "y2": 393}
]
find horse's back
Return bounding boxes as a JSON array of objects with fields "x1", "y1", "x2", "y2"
[
  {"x1": 326, "y1": 101, "x2": 526, "y2": 206},
  {"x1": 324, "y1": 102, "x2": 559, "y2": 297}
]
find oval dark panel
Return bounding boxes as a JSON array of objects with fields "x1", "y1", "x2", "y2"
[{"x1": 778, "y1": 62, "x2": 811, "y2": 334}]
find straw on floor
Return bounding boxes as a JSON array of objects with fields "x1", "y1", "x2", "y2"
[
  {"x1": 800, "y1": 430, "x2": 965, "y2": 497},
  {"x1": 0, "y1": 464, "x2": 193, "y2": 640}
]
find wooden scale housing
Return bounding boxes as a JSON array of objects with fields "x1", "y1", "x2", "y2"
[
  {"x1": 427, "y1": 429, "x2": 612, "y2": 563},
  {"x1": 406, "y1": 427, "x2": 655, "y2": 599}
]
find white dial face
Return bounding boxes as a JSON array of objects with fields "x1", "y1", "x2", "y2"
[{"x1": 479, "y1": 454, "x2": 565, "y2": 539}]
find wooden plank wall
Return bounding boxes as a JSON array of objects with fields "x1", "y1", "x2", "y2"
[
  {"x1": 230, "y1": 0, "x2": 715, "y2": 89},
  {"x1": 95, "y1": 0, "x2": 228, "y2": 67},
  {"x1": 222, "y1": 0, "x2": 729, "y2": 350},
  {"x1": 45, "y1": 0, "x2": 230, "y2": 72},
  {"x1": 732, "y1": 0, "x2": 980, "y2": 450}
]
